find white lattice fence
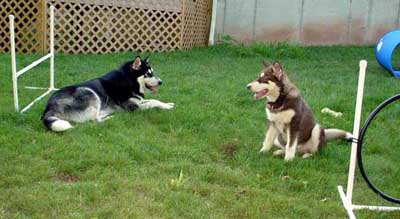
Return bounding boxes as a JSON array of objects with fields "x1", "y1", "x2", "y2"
[
  {"x1": 1, "y1": 0, "x2": 212, "y2": 54},
  {"x1": 45, "y1": 0, "x2": 212, "y2": 54},
  {"x1": 182, "y1": 0, "x2": 212, "y2": 49},
  {"x1": 0, "y1": 0, "x2": 44, "y2": 53}
]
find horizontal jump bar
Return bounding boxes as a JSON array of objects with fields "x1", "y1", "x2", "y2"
[
  {"x1": 352, "y1": 204, "x2": 400, "y2": 211},
  {"x1": 16, "y1": 53, "x2": 52, "y2": 77},
  {"x1": 25, "y1": 86, "x2": 60, "y2": 90}
]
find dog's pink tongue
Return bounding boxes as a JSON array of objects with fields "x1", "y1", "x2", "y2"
[
  {"x1": 146, "y1": 85, "x2": 158, "y2": 93},
  {"x1": 254, "y1": 90, "x2": 268, "y2": 99},
  {"x1": 150, "y1": 87, "x2": 158, "y2": 93}
]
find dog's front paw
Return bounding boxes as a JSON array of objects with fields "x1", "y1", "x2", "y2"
[
  {"x1": 162, "y1": 102, "x2": 175, "y2": 110},
  {"x1": 259, "y1": 142, "x2": 272, "y2": 153},
  {"x1": 273, "y1": 149, "x2": 285, "y2": 156},
  {"x1": 259, "y1": 145, "x2": 272, "y2": 153},
  {"x1": 302, "y1": 153, "x2": 313, "y2": 159},
  {"x1": 284, "y1": 146, "x2": 296, "y2": 162},
  {"x1": 284, "y1": 153, "x2": 295, "y2": 162}
]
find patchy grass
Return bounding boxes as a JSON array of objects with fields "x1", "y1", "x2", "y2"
[{"x1": 1, "y1": 44, "x2": 400, "y2": 218}]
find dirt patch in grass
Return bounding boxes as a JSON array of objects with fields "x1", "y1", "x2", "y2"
[
  {"x1": 220, "y1": 138, "x2": 240, "y2": 157},
  {"x1": 56, "y1": 172, "x2": 79, "y2": 183}
]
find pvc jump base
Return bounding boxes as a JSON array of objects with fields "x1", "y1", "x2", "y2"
[
  {"x1": 337, "y1": 60, "x2": 400, "y2": 219},
  {"x1": 375, "y1": 29, "x2": 400, "y2": 78},
  {"x1": 9, "y1": 6, "x2": 57, "y2": 113}
]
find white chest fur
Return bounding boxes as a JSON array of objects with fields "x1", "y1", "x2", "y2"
[
  {"x1": 266, "y1": 108, "x2": 295, "y2": 135},
  {"x1": 266, "y1": 108, "x2": 295, "y2": 124}
]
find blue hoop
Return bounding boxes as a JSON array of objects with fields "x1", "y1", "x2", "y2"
[{"x1": 375, "y1": 29, "x2": 400, "y2": 78}]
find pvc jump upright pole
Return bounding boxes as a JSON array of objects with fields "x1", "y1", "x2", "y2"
[
  {"x1": 9, "y1": 5, "x2": 56, "y2": 113},
  {"x1": 347, "y1": 60, "x2": 367, "y2": 203},
  {"x1": 338, "y1": 60, "x2": 367, "y2": 219},
  {"x1": 9, "y1": 14, "x2": 18, "y2": 112},
  {"x1": 337, "y1": 60, "x2": 400, "y2": 218},
  {"x1": 50, "y1": 5, "x2": 55, "y2": 90}
]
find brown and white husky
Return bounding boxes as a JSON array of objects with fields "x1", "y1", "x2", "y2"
[{"x1": 247, "y1": 60, "x2": 351, "y2": 161}]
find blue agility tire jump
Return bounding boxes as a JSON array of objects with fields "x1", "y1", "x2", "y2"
[{"x1": 375, "y1": 29, "x2": 400, "y2": 78}]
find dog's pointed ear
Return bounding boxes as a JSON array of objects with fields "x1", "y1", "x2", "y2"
[
  {"x1": 144, "y1": 55, "x2": 150, "y2": 63},
  {"x1": 263, "y1": 60, "x2": 271, "y2": 67},
  {"x1": 132, "y1": 56, "x2": 142, "y2": 70},
  {"x1": 273, "y1": 61, "x2": 283, "y2": 79}
]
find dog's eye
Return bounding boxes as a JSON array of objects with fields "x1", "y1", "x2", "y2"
[
  {"x1": 145, "y1": 68, "x2": 154, "y2": 77},
  {"x1": 258, "y1": 77, "x2": 268, "y2": 83}
]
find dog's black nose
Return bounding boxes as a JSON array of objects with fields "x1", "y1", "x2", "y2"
[
  {"x1": 158, "y1": 80, "x2": 163, "y2": 85},
  {"x1": 246, "y1": 84, "x2": 251, "y2": 90}
]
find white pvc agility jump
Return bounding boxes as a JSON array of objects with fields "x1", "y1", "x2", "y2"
[
  {"x1": 9, "y1": 5, "x2": 56, "y2": 113},
  {"x1": 337, "y1": 60, "x2": 400, "y2": 218}
]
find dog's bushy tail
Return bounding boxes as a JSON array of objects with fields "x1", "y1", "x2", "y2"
[
  {"x1": 41, "y1": 108, "x2": 73, "y2": 132},
  {"x1": 325, "y1": 128, "x2": 352, "y2": 141}
]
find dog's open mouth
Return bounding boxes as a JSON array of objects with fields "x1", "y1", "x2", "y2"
[
  {"x1": 254, "y1": 89, "x2": 268, "y2": 100},
  {"x1": 145, "y1": 84, "x2": 157, "y2": 93}
]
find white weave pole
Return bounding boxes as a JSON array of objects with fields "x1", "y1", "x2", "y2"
[
  {"x1": 9, "y1": 5, "x2": 56, "y2": 113},
  {"x1": 337, "y1": 60, "x2": 400, "y2": 218},
  {"x1": 9, "y1": 14, "x2": 18, "y2": 112}
]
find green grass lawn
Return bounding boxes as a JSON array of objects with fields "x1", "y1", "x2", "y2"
[{"x1": 1, "y1": 43, "x2": 400, "y2": 218}]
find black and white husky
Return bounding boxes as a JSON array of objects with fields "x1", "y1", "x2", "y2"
[{"x1": 41, "y1": 56, "x2": 174, "y2": 132}]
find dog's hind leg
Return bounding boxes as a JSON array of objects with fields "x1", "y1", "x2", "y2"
[
  {"x1": 305, "y1": 124, "x2": 323, "y2": 154},
  {"x1": 43, "y1": 115, "x2": 73, "y2": 132},
  {"x1": 90, "y1": 89, "x2": 105, "y2": 122},
  {"x1": 79, "y1": 87, "x2": 113, "y2": 123},
  {"x1": 63, "y1": 87, "x2": 108, "y2": 123}
]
